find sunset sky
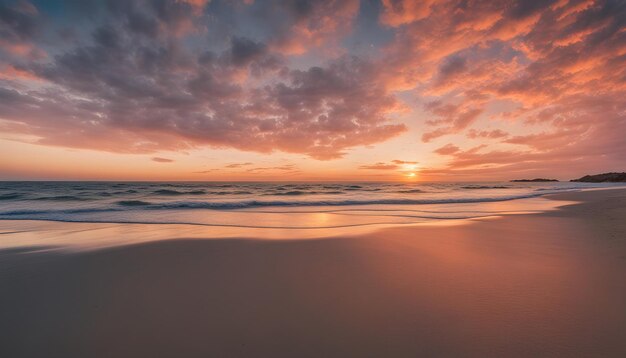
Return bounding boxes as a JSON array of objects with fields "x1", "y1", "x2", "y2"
[{"x1": 0, "y1": 0, "x2": 624, "y2": 181}]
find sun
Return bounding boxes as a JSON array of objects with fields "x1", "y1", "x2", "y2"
[{"x1": 402, "y1": 172, "x2": 418, "y2": 181}]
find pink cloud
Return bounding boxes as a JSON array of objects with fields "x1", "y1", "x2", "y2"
[
  {"x1": 434, "y1": 144, "x2": 461, "y2": 156},
  {"x1": 422, "y1": 102, "x2": 484, "y2": 142},
  {"x1": 372, "y1": 0, "x2": 625, "y2": 177},
  {"x1": 467, "y1": 129, "x2": 509, "y2": 139}
]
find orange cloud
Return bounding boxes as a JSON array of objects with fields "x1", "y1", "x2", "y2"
[
  {"x1": 225, "y1": 162, "x2": 253, "y2": 168},
  {"x1": 434, "y1": 144, "x2": 461, "y2": 156},
  {"x1": 467, "y1": 129, "x2": 509, "y2": 139},
  {"x1": 359, "y1": 162, "x2": 400, "y2": 170},
  {"x1": 152, "y1": 157, "x2": 174, "y2": 163}
]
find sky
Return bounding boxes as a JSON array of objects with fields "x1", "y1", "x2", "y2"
[{"x1": 0, "y1": 0, "x2": 624, "y2": 181}]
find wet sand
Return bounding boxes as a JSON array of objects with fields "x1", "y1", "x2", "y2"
[{"x1": 1, "y1": 189, "x2": 625, "y2": 357}]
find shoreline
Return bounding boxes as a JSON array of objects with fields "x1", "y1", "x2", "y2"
[
  {"x1": 0, "y1": 188, "x2": 593, "y2": 251},
  {"x1": 1, "y1": 188, "x2": 625, "y2": 357}
]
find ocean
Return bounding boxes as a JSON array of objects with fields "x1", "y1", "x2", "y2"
[{"x1": 2, "y1": 180, "x2": 624, "y2": 225}]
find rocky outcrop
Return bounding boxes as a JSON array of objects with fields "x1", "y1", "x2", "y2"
[{"x1": 570, "y1": 172, "x2": 626, "y2": 182}]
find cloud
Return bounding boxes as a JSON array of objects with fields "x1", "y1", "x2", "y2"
[
  {"x1": 246, "y1": 164, "x2": 298, "y2": 172},
  {"x1": 380, "y1": 0, "x2": 435, "y2": 27},
  {"x1": 0, "y1": 0, "x2": 45, "y2": 64},
  {"x1": 193, "y1": 168, "x2": 219, "y2": 174},
  {"x1": 376, "y1": 0, "x2": 625, "y2": 175},
  {"x1": 0, "y1": 1, "x2": 405, "y2": 161},
  {"x1": 437, "y1": 56, "x2": 467, "y2": 81},
  {"x1": 0, "y1": 1, "x2": 41, "y2": 44},
  {"x1": 152, "y1": 157, "x2": 174, "y2": 163},
  {"x1": 434, "y1": 144, "x2": 461, "y2": 155},
  {"x1": 467, "y1": 129, "x2": 509, "y2": 139},
  {"x1": 268, "y1": 0, "x2": 360, "y2": 55},
  {"x1": 176, "y1": 0, "x2": 210, "y2": 10},
  {"x1": 422, "y1": 101, "x2": 484, "y2": 142},
  {"x1": 359, "y1": 162, "x2": 400, "y2": 170},
  {"x1": 427, "y1": 100, "x2": 626, "y2": 179},
  {"x1": 0, "y1": 0, "x2": 624, "y2": 178},
  {"x1": 225, "y1": 162, "x2": 253, "y2": 168}
]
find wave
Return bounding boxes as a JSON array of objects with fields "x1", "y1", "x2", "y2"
[
  {"x1": 0, "y1": 193, "x2": 548, "y2": 218},
  {"x1": 117, "y1": 200, "x2": 153, "y2": 206},
  {"x1": 210, "y1": 191, "x2": 253, "y2": 195},
  {"x1": 145, "y1": 193, "x2": 545, "y2": 210},
  {"x1": 32, "y1": 195, "x2": 90, "y2": 201},
  {"x1": 0, "y1": 193, "x2": 22, "y2": 200},
  {"x1": 0, "y1": 216, "x2": 456, "y2": 229},
  {"x1": 396, "y1": 189, "x2": 424, "y2": 193},
  {"x1": 345, "y1": 185, "x2": 363, "y2": 191},
  {"x1": 153, "y1": 189, "x2": 206, "y2": 195},
  {"x1": 461, "y1": 185, "x2": 511, "y2": 190},
  {"x1": 0, "y1": 207, "x2": 121, "y2": 216},
  {"x1": 268, "y1": 190, "x2": 345, "y2": 196},
  {"x1": 534, "y1": 186, "x2": 586, "y2": 191},
  {"x1": 271, "y1": 190, "x2": 309, "y2": 196}
]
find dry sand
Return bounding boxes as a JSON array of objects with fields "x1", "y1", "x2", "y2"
[{"x1": 1, "y1": 189, "x2": 625, "y2": 357}]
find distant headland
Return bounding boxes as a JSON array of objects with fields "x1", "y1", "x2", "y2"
[
  {"x1": 510, "y1": 172, "x2": 626, "y2": 183},
  {"x1": 570, "y1": 172, "x2": 626, "y2": 183}
]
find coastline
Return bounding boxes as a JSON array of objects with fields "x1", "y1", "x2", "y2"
[{"x1": 1, "y1": 188, "x2": 625, "y2": 357}]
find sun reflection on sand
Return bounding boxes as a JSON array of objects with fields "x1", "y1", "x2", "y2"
[{"x1": 0, "y1": 197, "x2": 577, "y2": 251}]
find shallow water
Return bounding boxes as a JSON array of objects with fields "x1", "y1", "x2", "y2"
[
  {"x1": 1, "y1": 181, "x2": 624, "y2": 249},
  {"x1": 1, "y1": 181, "x2": 623, "y2": 228}
]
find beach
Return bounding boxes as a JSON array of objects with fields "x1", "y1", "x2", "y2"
[{"x1": 1, "y1": 188, "x2": 625, "y2": 357}]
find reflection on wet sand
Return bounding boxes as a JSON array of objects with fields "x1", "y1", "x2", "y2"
[{"x1": 0, "y1": 196, "x2": 574, "y2": 251}]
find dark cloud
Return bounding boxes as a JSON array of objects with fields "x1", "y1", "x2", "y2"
[
  {"x1": 152, "y1": 157, "x2": 174, "y2": 162},
  {"x1": 504, "y1": 0, "x2": 556, "y2": 20},
  {"x1": 438, "y1": 56, "x2": 467, "y2": 78},
  {"x1": 0, "y1": 1, "x2": 404, "y2": 160},
  {"x1": 0, "y1": 1, "x2": 40, "y2": 43},
  {"x1": 229, "y1": 37, "x2": 266, "y2": 66}
]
